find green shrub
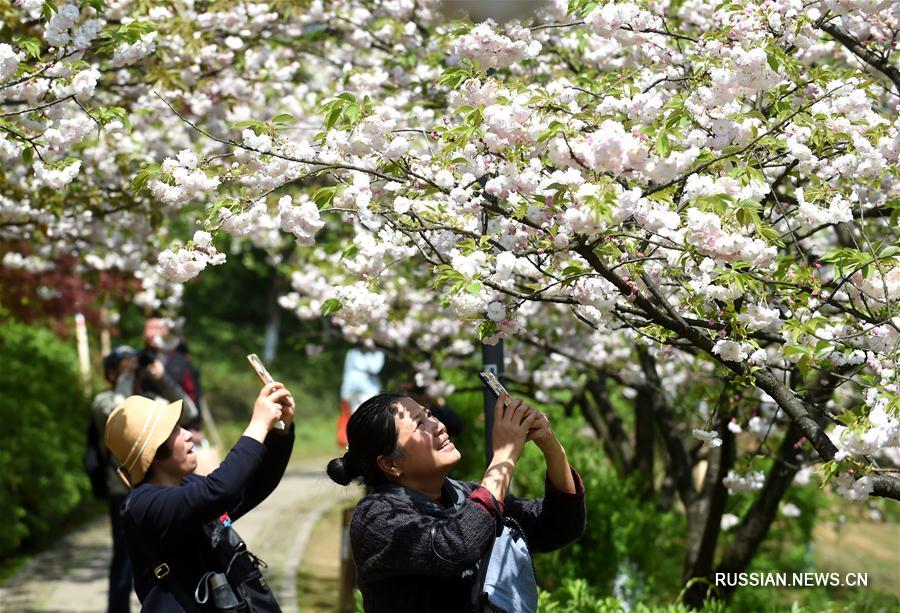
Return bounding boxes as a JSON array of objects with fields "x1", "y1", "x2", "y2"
[
  {"x1": 511, "y1": 410, "x2": 684, "y2": 601},
  {"x1": 0, "y1": 319, "x2": 90, "y2": 558}
]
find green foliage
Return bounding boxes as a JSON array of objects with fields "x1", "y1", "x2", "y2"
[
  {"x1": 131, "y1": 163, "x2": 161, "y2": 194},
  {"x1": 515, "y1": 423, "x2": 684, "y2": 599},
  {"x1": 0, "y1": 319, "x2": 90, "y2": 558},
  {"x1": 319, "y1": 92, "x2": 369, "y2": 132},
  {"x1": 95, "y1": 19, "x2": 155, "y2": 54},
  {"x1": 539, "y1": 579, "x2": 732, "y2": 612}
]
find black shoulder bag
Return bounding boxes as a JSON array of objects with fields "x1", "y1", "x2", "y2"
[{"x1": 135, "y1": 512, "x2": 281, "y2": 612}]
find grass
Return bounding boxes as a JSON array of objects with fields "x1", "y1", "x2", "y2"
[
  {"x1": 295, "y1": 503, "x2": 358, "y2": 612},
  {"x1": 814, "y1": 517, "x2": 900, "y2": 594}
]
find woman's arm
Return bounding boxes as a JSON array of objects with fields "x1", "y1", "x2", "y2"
[
  {"x1": 503, "y1": 467, "x2": 586, "y2": 553},
  {"x1": 534, "y1": 426, "x2": 576, "y2": 494},
  {"x1": 504, "y1": 413, "x2": 586, "y2": 552},
  {"x1": 480, "y1": 393, "x2": 538, "y2": 501},
  {"x1": 126, "y1": 383, "x2": 291, "y2": 539},
  {"x1": 126, "y1": 437, "x2": 269, "y2": 540},
  {"x1": 229, "y1": 423, "x2": 295, "y2": 520}
]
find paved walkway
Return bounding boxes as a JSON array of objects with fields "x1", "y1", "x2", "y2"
[{"x1": 0, "y1": 460, "x2": 358, "y2": 612}]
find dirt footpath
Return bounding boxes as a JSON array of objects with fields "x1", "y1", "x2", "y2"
[{"x1": 0, "y1": 460, "x2": 358, "y2": 613}]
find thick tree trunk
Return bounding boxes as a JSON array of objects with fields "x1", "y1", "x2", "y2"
[
  {"x1": 638, "y1": 350, "x2": 695, "y2": 505},
  {"x1": 713, "y1": 370, "x2": 840, "y2": 598},
  {"x1": 634, "y1": 385, "x2": 656, "y2": 499}
]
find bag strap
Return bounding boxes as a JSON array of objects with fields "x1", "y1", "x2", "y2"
[
  {"x1": 123, "y1": 497, "x2": 202, "y2": 612},
  {"x1": 148, "y1": 558, "x2": 200, "y2": 613}
]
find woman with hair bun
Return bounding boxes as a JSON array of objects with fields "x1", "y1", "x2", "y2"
[{"x1": 327, "y1": 390, "x2": 585, "y2": 612}]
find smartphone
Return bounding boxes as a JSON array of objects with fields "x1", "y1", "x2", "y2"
[
  {"x1": 247, "y1": 354, "x2": 285, "y2": 429},
  {"x1": 479, "y1": 371, "x2": 511, "y2": 407}
]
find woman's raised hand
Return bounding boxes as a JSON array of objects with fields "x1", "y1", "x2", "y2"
[
  {"x1": 525, "y1": 410, "x2": 556, "y2": 451},
  {"x1": 482, "y1": 392, "x2": 538, "y2": 502},
  {"x1": 491, "y1": 392, "x2": 539, "y2": 463},
  {"x1": 245, "y1": 382, "x2": 293, "y2": 442}
]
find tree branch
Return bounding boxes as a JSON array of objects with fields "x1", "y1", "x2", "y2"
[{"x1": 817, "y1": 20, "x2": 900, "y2": 94}]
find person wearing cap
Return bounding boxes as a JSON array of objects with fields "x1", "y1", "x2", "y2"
[{"x1": 104, "y1": 381, "x2": 295, "y2": 611}]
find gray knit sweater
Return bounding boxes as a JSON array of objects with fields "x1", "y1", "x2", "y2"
[{"x1": 350, "y1": 468, "x2": 585, "y2": 612}]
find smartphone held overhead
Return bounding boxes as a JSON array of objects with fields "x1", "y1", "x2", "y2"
[
  {"x1": 247, "y1": 353, "x2": 285, "y2": 430},
  {"x1": 479, "y1": 371, "x2": 512, "y2": 407}
]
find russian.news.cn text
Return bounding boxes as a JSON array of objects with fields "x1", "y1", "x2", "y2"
[{"x1": 715, "y1": 572, "x2": 869, "y2": 588}]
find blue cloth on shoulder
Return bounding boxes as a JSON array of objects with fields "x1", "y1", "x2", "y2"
[{"x1": 482, "y1": 519, "x2": 538, "y2": 613}]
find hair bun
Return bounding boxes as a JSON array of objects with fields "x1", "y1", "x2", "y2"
[{"x1": 326, "y1": 454, "x2": 357, "y2": 486}]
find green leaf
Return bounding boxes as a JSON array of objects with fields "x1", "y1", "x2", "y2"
[
  {"x1": 324, "y1": 106, "x2": 342, "y2": 130},
  {"x1": 14, "y1": 37, "x2": 42, "y2": 59},
  {"x1": 272, "y1": 113, "x2": 296, "y2": 124},
  {"x1": 131, "y1": 163, "x2": 161, "y2": 193},
  {"x1": 344, "y1": 103, "x2": 359, "y2": 125},
  {"x1": 782, "y1": 345, "x2": 811, "y2": 359},
  {"x1": 22, "y1": 147, "x2": 33, "y2": 165},
  {"x1": 437, "y1": 67, "x2": 469, "y2": 90},
  {"x1": 465, "y1": 282, "x2": 482, "y2": 296},
  {"x1": 820, "y1": 460, "x2": 841, "y2": 486},
  {"x1": 233, "y1": 119, "x2": 269, "y2": 134},
  {"x1": 477, "y1": 320, "x2": 497, "y2": 341},
  {"x1": 321, "y1": 298, "x2": 342, "y2": 316},
  {"x1": 655, "y1": 130, "x2": 670, "y2": 157},
  {"x1": 41, "y1": 1, "x2": 58, "y2": 21},
  {"x1": 312, "y1": 185, "x2": 341, "y2": 208}
]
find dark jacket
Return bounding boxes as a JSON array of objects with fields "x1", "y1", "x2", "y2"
[
  {"x1": 123, "y1": 427, "x2": 294, "y2": 611},
  {"x1": 351, "y1": 468, "x2": 585, "y2": 612}
]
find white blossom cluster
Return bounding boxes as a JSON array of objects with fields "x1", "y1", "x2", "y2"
[
  {"x1": 110, "y1": 32, "x2": 158, "y2": 68},
  {"x1": 157, "y1": 232, "x2": 226, "y2": 283},
  {"x1": 0, "y1": 43, "x2": 22, "y2": 82},
  {"x1": 692, "y1": 428, "x2": 723, "y2": 449},
  {"x1": 833, "y1": 472, "x2": 874, "y2": 501},
  {"x1": 452, "y1": 22, "x2": 541, "y2": 69},
  {"x1": 149, "y1": 151, "x2": 221, "y2": 208},
  {"x1": 723, "y1": 470, "x2": 765, "y2": 494}
]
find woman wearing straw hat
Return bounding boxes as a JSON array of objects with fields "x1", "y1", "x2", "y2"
[{"x1": 105, "y1": 381, "x2": 294, "y2": 611}]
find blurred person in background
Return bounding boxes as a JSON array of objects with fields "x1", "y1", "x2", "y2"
[
  {"x1": 91, "y1": 346, "x2": 138, "y2": 612},
  {"x1": 341, "y1": 347, "x2": 385, "y2": 415},
  {"x1": 138, "y1": 315, "x2": 203, "y2": 438}
]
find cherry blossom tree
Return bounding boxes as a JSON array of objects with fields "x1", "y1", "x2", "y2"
[{"x1": 2, "y1": 0, "x2": 898, "y2": 604}]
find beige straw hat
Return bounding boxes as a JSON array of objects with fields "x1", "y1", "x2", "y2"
[{"x1": 104, "y1": 395, "x2": 183, "y2": 488}]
